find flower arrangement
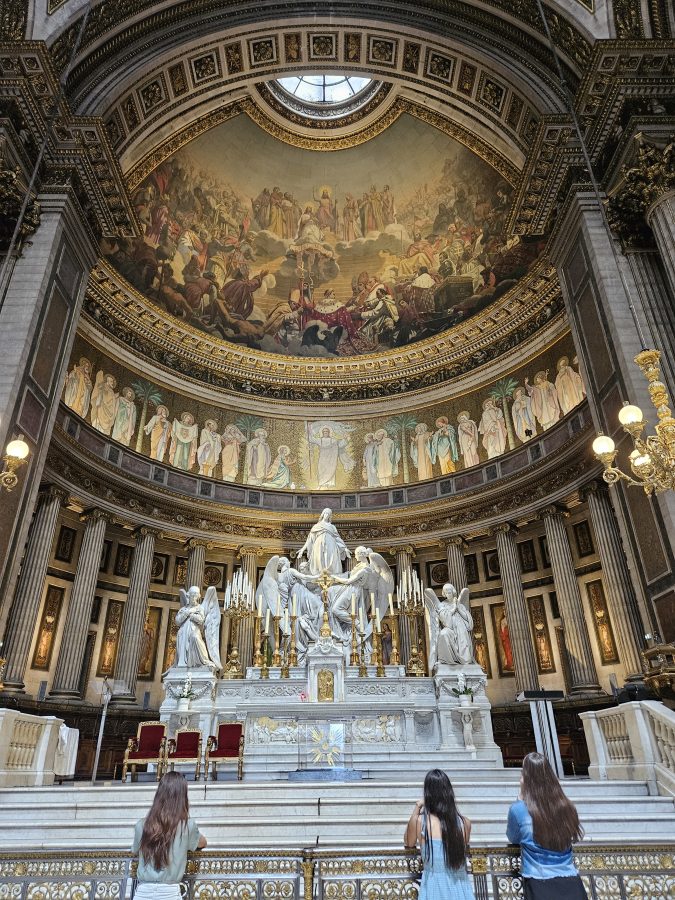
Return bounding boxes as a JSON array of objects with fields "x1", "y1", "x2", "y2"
[
  {"x1": 451, "y1": 672, "x2": 474, "y2": 700},
  {"x1": 178, "y1": 673, "x2": 196, "y2": 700}
]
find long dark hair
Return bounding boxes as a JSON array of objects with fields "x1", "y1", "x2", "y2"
[
  {"x1": 422, "y1": 769, "x2": 466, "y2": 870},
  {"x1": 139, "y1": 771, "x2": 190, "y2": 871},
  {"x1": 521, "y1": 752, "x2": 584, "y2": 852}
]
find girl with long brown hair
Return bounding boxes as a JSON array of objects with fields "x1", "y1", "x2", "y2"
[
  {"x1": 404, "y1": 769, "x2": 475, "y2": 900},
  {"x1": 132, "y1": 771, "x2": 207, "y2": 899},
  {"x1": 507, "y1": 752, "x2": 587, "y2": 900}
]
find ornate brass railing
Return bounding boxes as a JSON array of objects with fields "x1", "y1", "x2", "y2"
[{"x1": 0, "y1": 845, "x2": 673, "y2": 899}]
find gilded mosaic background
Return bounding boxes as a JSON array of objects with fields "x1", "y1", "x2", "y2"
[
  {"x1": 102, "y1": 112, "x2": 545, "y2": 357},
  {"x1": 64, "y1": 333, "x2": 585, "y2": 491}
]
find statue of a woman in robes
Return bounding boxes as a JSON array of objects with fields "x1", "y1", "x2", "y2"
[
  {"x1": 175, "y1": 585, "x2": 221, "y2": 670},
  {"x1": 424, "y1": 583, "x2": 474, "y2": 671},
  {"x1": 297, "y1": 508, "x2": 351, "y2": 575}
]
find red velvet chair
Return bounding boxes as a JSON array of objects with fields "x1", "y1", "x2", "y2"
[
  {"x1": 205, "y1": 721, "x2": 244, "y2": 781},
  {"x1": 122, "y1": 721, "x2": 167, "y2": 782},
  {"x1": 165, "y1": 728, "x2": 203, "y2": 781}
]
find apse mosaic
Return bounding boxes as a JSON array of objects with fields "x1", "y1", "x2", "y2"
[
  {"x1": 103, "y1": 113, "x2": 546, "y2": 358},
  {"x1": 63, "y1": 333, "x2": 585, "y2": 492}
]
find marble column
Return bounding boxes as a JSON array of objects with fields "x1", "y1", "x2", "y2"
[
  {"x1": 646, "y1": 190, "x2": 675, "y2": 310},
  {"x1": 444, "y1": 537, "x2": 468, "y2": 592},
  {"x1": 492, "y1": 524, "x2": 539, "y2": 694},
  {"x1": 390, "y1": 545, "x2": 415, "y2": 665},
  {"x1": 1, "y1": 485, "x2": 67, "y2": 692},
  {"x1": 582, "y1": 482, "x2": 646, "y2": 680},
  {"x1": 236, "y1": 546, "x2": 260, "y2": 670},
  {"x1": 112, "y1": 527, "x2": 159, "y2": 703},
  {"x1": 50, "y1": 509, "x2": 110, "y2": 699},
  {"x1": 540, "y1": 506, "x2": 603, "y2": 694},
  {"x1": 184, "y1": 538, "x2": 212, "y2": 589}
]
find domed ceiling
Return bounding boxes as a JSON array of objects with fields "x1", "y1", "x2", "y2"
[{"x1": 102, "y1": 107, "x2": 542, "y2": 359}]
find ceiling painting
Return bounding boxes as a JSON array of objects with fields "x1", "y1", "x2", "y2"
[{"x1": 102, "y1": 112, "x2": 546, "y2": 359}]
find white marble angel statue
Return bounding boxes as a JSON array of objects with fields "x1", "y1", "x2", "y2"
[
  {"x1": 423, "y1": 583, "x2": 474, "y2": 671},
  {"x1": 255, "y1": 555, "x2": 284, "y2": 652},
  {"x1": 175, "y1": 585, "x2": 222, "y2": 670},
  {"x1": 297, "y1": 508, "x2": 351, "y2": 575},
  {"x1": 326, "y1": 546, "x2": 395, "y2": 644}
]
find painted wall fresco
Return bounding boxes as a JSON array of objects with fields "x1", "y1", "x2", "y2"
[
  {"x1": 63, "y1": 333, "x2": 585, "y2": 491},
  {"x1": 103, "y1": 113, "x2": 546, "y2": 358}
]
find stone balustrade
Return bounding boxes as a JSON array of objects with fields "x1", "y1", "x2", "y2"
[
  {"x1": 580, "y1": 701, "x2": 675, "y2": 796},
  {"x1": 0, "y1": 709, "x2": 64, "y2": 787}
]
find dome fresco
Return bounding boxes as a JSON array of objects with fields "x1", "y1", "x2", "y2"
[{"x1": 103, "y1": 112, "x2": 546, "y2": 359}]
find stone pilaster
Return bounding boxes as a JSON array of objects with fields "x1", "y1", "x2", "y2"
[
  {"x1": 443, "y1": 537, "x2": 469, "y2": 592},
  {"x1": 582, "y1": 482, "x2": 646, "y2": 680},
  {"x1": 492, "y1": 524, "x2": 539, "y2": 694},
  {"x1": 236, "y1": 546, "x2": 261, "y2": 669},
  {"x1": 1, "y1": 485, "x2": 67, "y2": 692},
  {"x1": 112, "y1": 527, "x2": 160, "y2": 703},
  {"x1": 184, "y1": 538, "x2": 212, "y2": 589},
  {"x1": 646, "y1": 190, "x2": 675, "y2": 318},
  {"x1": 540, "y1": 506, "x2": 603, "y2": 694},
  {"x1": 390, "y1": 545, "x2": 415, "y2": 665},
  {"x1": 50, "y1": 509, "x2": 110, "y2": 699}
]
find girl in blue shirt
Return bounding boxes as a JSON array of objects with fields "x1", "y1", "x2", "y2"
[{"x1": 507, "y1": 752, "x2": 587, "y2": 900}]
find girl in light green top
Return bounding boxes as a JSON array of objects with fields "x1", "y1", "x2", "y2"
[{"x1": 132, "y1": 771, "x2": 207, "y2": 899}]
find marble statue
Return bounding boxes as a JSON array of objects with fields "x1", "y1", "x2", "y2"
[
  {"x1": 424, "y1": 583, "x2": 474, "y2": 671},
  {"x1": 175, "y1": 585, "x2": 222, "y2": 670},
  {"x1": 297, "y1": 508, "x2": 351, "y2": 575},
  {"x1": 327, "y1": 546, "x2": 394, "y2": 642}
]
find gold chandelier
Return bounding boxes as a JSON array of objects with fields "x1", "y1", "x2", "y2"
[{"x1": 592, "y1": 350, "x2": 675, "y2": 495}]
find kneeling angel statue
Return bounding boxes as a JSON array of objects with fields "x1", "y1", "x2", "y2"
[
  {"x1": 175, "y1": 585, "x2": 222, "y2": 670},
  {"x1": 423, "y1": 583, "x2": 474, "y2": 672}
]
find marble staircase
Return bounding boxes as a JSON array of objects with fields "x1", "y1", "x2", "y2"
[{"x1": 2, "y1": 770, "x2": 674, "y2": 851}]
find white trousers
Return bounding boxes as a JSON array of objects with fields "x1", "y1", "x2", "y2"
[{"x1": 134, "y1": 884, "x2": 182, "y2": 900}]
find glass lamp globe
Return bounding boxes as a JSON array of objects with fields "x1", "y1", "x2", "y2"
[
  {"x1": 592, "y1": 434, "x2": 616, "y2": 456},
  {"x1": 618, "y1": 403, "x2": 644, "y2": 426},
  {"x1": 5, "y1": 438, "x2": 29, "y2": 460}
]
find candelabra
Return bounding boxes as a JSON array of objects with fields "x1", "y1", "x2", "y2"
[
  {"x1": 373, "y1": 628, "x2": 385, "y2": 677},
  {"x1": 0, "y1": 435, "x2": 29, "y2": 493},
  {"x1": 222, "y1": 570, "x2": 255, "y2": 679},
  {"x1": 253, "y1": 613, "x2": 264, "y2": 668},
  {"x1": 592, "y1": 350, "x2": 675, "y2": 495},
  {"x1": 272, "y1": 611, "x2": 282, "y2": 667},
  {"x1": 350, "y1": 611, "x2": 360, "y2": 666},
  {"x1": 401, "y1": 593, "x2": 427, "y2": 677},
  {"x1": 390, "y1": 617, "x2": 401, "y2": 666},
  {"x1": 260, "y1": 632, "x2": 270, "y2": 679},
  {"x1": 289, "y1": 613, "x2": 298, "y2": 667},
  {"x1": 358, "y1": 628, "x2": 368, "y2": 678}
]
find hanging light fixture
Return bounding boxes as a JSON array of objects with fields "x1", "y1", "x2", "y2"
[
  {"x1": 592, "y1": 350, "x2": 675, "y2": 494},
  {"x1": 1, "y1": 434, "x2": 30, "y2": 492}
]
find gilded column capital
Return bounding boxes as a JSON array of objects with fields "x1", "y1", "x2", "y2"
[
  {"x1": 489, "y1": 522, "x2": 517, "y2": 537},
  {"x1": 606, "y1": 135, "x2": 675, "y2": 248},
  {"x1": 237, "y1": 545, "x2": 264, "y2": 559},
  {"x1": 388, "y1": 545, "x2": 416, "y2": 557},
  {"x1": 40, "y1": 484, "x2": 69, "y2": 506},
  {"x1": 133, "y1": 525, "x2": 162, "y2": 540},
  {"x1": 79, "y1": 507, "x2": 112, "y2": 525},
  {"x1": 184, "y1": 537, "x2": 213, "y2": 551},
  {"x1": 537, "y1": 503, "x2": 569, "y2": 521},
  {"x1": 441, "y1": 536, "x2": 467, "y2": 551}
]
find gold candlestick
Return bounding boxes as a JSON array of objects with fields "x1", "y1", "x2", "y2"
[
  {"x1": 260, "y1": 634, "x2": 270, "y2": 679},
  {"x1": 350, "y1": 613, "x2": 359, "y2": 666},
  {"x1": 390, "y1": 616, "x2": 400, "y2": 666},
  {"x1": 358, "y1": 630, "x2": 368, "y2": 677},
  {"x1": 289, "y1": 614, "x2": 298, "y2": 666},
  {"x1": 253, "y1": 615, "x2": 263, "y2": 668},
  {"x1": 280, "y1": 646, "x2": 290, "y2": 678},
  {"x1": 272, "y1": 615, "x2": 282, "y2": 667},
  {"x1": 374, "y1": 630, "x2": 385, "y2": 677},
  {"x1": 317, "y1": 569, "x2": 333, "y2": 639}
]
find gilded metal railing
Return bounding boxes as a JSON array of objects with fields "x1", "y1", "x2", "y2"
[{"x1": 1, "y1": 846, "x2": 673, "y2": 899}]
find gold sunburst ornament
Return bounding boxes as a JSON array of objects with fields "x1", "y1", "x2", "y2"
[{"x1": 309, "y1": 725, "x2": 343, "y2": 766}]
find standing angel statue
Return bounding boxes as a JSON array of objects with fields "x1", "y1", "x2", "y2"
[
  {"x1": 423, "y1": 583, "x2": 474, "y2": 671},
  {"x1": 175, "y1": 585, "x2": 222, "y2": 670}
]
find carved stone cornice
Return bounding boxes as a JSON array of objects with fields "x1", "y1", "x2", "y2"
[
  {"x1": 606, "y1": 135, "x2": 675, "y2": 248},
  {"x1": 0, "y1": 42, "x2": 138, "y2": 239}
]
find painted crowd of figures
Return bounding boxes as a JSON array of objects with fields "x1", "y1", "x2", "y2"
[
  {"x1": 63, "y1": 352, "x2": 585, "y2": 490},
  {"x1": 100, "y1": 117, "x2": 547, "y2": 357}
]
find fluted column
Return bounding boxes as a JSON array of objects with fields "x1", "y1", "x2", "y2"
[
  {"x1": 647, "y1": 190, "x2": 675, "y2": 310},
  {"x1": 492, "y1": 524, "x2": 539, "y2": 693},
  {"x1": 444, "y1": 537, "x2": 468, "y2": 592},
  {"x1": 582, "y1": 482, "x2": 646, "y2": 680},
  {"x1": 390, "y1": 545, "x2": 415, "y2": 665},
  {"x1": 540, "y1": 506, "x2": 603, "y2": 694},
  {"x1": 237, "y1": 546, "x2": 261, "y2": 670},
  {"x1": 50, "y1": 509, "x2": 110, "y2": 699},
  {"x1": 112, "y1": 527, "x2": 160, "y2": 703},
  {"x1": 184, "y1": 538, "x2": 212, "y2": 589},
  {"x1": 1, "y1": 485, "x2": 68, "y2": 692}
]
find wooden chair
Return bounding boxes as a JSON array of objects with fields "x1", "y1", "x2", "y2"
[
  {"x1": 165, "y1": 728, "x2": 202, "y2": 781},
  {"x1": 205, "y1": 721, "x2": 244, "y2": 781},
  {"x1": 122, "y1": 721, "x2": 167, "y2": 782}
]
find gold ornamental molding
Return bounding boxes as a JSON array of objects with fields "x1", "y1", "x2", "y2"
[
  {"x1": 125, "y1": 96, "x2": 519, "y2": 189},
  {"x1": 83, "y1": 258, "x2": 564, "y2": 402}
]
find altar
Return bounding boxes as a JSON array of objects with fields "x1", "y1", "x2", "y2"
[{"x1": 159, "y1": 510, "x2": 504, "y2": 777}]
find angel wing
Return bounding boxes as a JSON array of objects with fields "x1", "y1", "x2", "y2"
[
  {"x1": 201, "y1": 585, "x2": 222, "y2": 670},
  {"x1": 423, "y1": 588, "x2": 441, "y2": 673},
  {"x1": 368, "y1": 551, "x2": 395, "y2": 620},
  {"x1": 457, "y1": 587, "x2": 470, "y2": 610},
  {"x1": 179, "y1": 588, "x2": 189, "y2": 607},
  {"x1": 255, "y1": 554, "x2": 281, "y2": 617}
]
